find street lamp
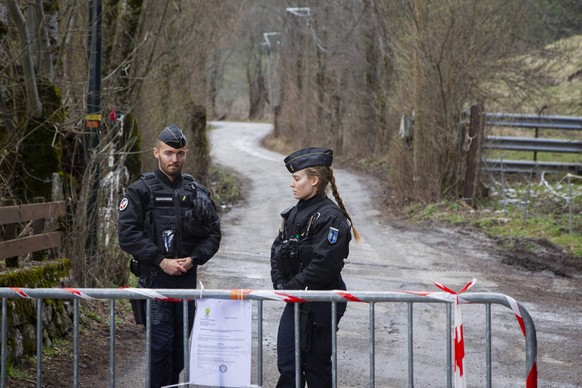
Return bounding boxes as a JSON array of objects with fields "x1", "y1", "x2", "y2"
[
  {"x1": 285, "y1": 7, "x2": 310, "y2": 17},
  {"x1": 261, "y1": 32, "x2": 281, "y2": 55}
]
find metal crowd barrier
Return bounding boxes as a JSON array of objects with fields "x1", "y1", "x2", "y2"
[{"x1": 0, "y1": 288, "x2": 537, "y2": 388}]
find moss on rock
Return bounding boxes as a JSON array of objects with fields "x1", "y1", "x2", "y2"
[{"x1": 0, "y1": 259, "x2": 72, "y2": 365}]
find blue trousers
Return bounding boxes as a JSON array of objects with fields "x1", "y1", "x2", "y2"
[
  {"x1": 276, "y1": 302, "x2": 346, "y2": 388},
  {"x1": 149, "y1": 299, "x2": 195, "y2": 388}
]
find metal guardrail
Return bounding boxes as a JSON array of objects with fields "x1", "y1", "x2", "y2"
[
  {"x1": 484, "y1": 159, "x2": 582, "y2": 174},
  {"x1": 481, "y1": 112, "x2": 582, "y2": 175},
  {"x1": 484, "y1": 136, "x2": 582, "y2": 154},
  {"x1": 0, "y1": 288, "x2": 537, "y2": 388},
  {"x1": 484, "y1": 113, "x2": 582, "y2": 131}
]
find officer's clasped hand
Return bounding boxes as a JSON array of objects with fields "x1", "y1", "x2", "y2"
[{"x1": 160, "y1": 257, "x2": 192, "y2": 276}]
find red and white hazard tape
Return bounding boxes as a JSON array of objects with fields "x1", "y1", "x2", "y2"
[
  {"x1": 505, "y1": 294, "x2": 538, "y2": 387},
  {"x1": 8, "y1": 282, "x2": 536, "y2": 387},
  {"x1": 246, "y1": 289, "x2": 365, "y2": 303},
  {"x1": 11, "y1": 286, "x2": 177, "y2": 302},
  {"x1": 10, "y1": 287, "x2": 30, "y2": 299},
  {"x1": 402, "y1": 279, "x2": 537, "y2": 388},
  {"x1": 62, "y1": 288, "x2": 96, "y2": 300},
  {"x1": 432, "y1": 279, "x2": 476, "y2": 388}
]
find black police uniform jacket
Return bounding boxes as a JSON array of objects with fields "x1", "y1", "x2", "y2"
[
  {"x1": 118, "y1": 169, "x2": 221, "y2": 288},
  {"x1": 270, "y1": 194, "x2": 351, "y2": 290}
]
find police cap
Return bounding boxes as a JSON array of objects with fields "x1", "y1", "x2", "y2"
[
  {"x1": 158, "y1": 124, "x2": 187, "y2": 148},
  {"x1": 284, "y1": 147, "x2": 333, "y2": 173}
]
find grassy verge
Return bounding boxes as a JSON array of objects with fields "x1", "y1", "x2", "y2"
[
  {"x1": 209, "y1": 164, "x2": 243, "y2": 213},
  {"x1": 405, "y1": 176, "x2": 582, "y2": 257}
]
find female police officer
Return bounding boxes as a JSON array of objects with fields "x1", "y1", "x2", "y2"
[
  {"x1": 271, "y1": 147, "x2": 360, "y2": 388},
  {"x1": 118, "y1": 124, "x2": 221, "y2": 388}
]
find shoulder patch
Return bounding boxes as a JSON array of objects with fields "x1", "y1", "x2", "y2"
[
  {"x1": 327, "y1": 227, "x2": 339, "y2": 244},
  {"x1": 119, "y1": 197, "x2": 128, "y2": 212},
  {"x1": 280, "y1": 205, "x2": 294, "y2": 219}
]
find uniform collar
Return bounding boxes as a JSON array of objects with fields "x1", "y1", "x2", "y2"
[
  {"x1": 154, "y1": 168, "x2": 183, "y2": 188},
  {"x1": 297, "y1": 193, "x2": 325, "y2": 211}
]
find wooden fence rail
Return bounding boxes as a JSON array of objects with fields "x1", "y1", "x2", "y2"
[{"x1": 0, "y1": 201, "x2": 66, "y2": 262}]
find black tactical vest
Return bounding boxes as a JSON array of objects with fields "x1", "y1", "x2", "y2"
[
  {"x1": 280, "y1": 198, "x2": 338, "y2": 271},
  {"x1": 140, "y1": 172, "x2": 206, "y2": 258}
]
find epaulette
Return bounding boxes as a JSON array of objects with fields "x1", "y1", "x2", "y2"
[
  {"x1": 280, "y1": 206, "x2": 294, "y2": 219},
  {"x1": 140, "y1": 172, "x2": 164, "y2": 192}
]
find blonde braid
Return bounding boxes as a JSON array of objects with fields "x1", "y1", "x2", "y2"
[
  {"x1": 328, "y1": 169, "x2": 361, "y2": 242},
  {"x1": 306, "y1": 166, "x2": 361, "y2": 242}
]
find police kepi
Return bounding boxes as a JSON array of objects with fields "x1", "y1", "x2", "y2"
[
  {"x1": 158, "y1": 124, "x2": 187, "y2": 148},
  {"x1": 284, "y1": 147, "x2": 333, "y2": 173}
]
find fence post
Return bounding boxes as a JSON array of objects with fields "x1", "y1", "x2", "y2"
[
  {"x1": 463, "y1": 104, "x2": 484, "y2": 204},
  {"x1": 32, "y1": 197, "x2": 46, "y2": 261},
  {"x1": 1, "y1": 199, "x2": 18, "y2": 268}
]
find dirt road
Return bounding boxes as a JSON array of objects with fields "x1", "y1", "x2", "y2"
[
  {"x1": 112, "y1": 121, "x2": 580, "y2": 387},
  {"x1": 202, "y1": 121, "x2": 581, "y2": 387}
]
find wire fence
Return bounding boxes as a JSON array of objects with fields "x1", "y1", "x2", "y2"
[{"x1": 482, "y1": 170, "x2": 581, "y2": 236}]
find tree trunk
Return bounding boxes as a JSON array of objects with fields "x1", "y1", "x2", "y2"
[
  {"x1": 247, "y1": 50, "x2": 267, "y2": 120},
  {"x1": 36, "y1": 0, "x2": 54, "y2": 82},
  {"x1": 8, "y1": 0, "x2": 42, "y2": 117}
]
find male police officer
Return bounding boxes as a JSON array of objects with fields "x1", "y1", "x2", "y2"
[{"x1": 118, "y1": 124, "x2": 221, "y2": 388}]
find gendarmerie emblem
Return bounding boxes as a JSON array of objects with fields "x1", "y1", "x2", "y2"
[{"x1": 327, "y1": 227, "x2": 339, "y2": 244}]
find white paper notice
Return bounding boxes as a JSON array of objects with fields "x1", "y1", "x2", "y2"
[{"x1": 188, "y1": 299, "x2": 252, "y2": 387}]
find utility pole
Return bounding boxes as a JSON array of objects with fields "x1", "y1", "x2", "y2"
[
  {"x1": 262, "y1": 32, "x2": 281, "y2": 111},
  {"x1": 85, "y1": 0, "x2": 102, "y2": 256},
  {"x1": 412, "y1": 0, "x2": 424, "y2": 193}
]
